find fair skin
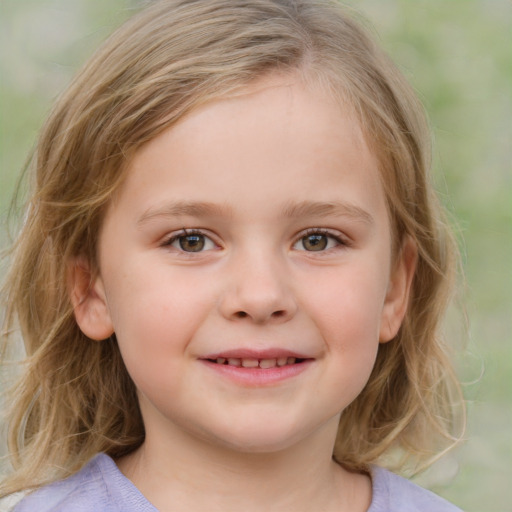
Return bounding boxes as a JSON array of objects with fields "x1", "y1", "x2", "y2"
[{"x1": 72, "y1": 75, "x2": 416, "y2": 511}]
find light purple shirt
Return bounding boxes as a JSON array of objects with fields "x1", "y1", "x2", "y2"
[{"x1": 12, "y1": 453, "x2": 462, "y2": 511}]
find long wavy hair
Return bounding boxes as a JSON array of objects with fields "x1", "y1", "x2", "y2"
[{"x1": 1, "y1": 0, "x2": 464, "y2": 495}]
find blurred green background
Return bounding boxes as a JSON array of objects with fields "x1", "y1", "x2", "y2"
[{"x1": 0, "y1": 1, "x2": 510, "y2": 510}]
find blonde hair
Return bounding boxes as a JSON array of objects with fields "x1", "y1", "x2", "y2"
[{"x1": 1, "y1": 0, "x2": 463, "y2": 495}]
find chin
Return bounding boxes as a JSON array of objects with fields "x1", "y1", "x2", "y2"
[{"x1": 201, "y1": 421, "x2": 309, "y2": 455}]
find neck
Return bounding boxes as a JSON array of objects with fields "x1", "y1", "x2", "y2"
[{"x1": 117, "y1": 417, "x2": 371, "y2": 512}]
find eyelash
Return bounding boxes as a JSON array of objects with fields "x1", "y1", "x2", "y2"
[
  {"x1": 161, "y1": 228, "x2": 349, "y2": 254},
  {"x1": 294, "y1": 228, "x2": 349, "y2": 252},
  {"x1": 160, "y1": 229, "x2": 218, "y2": 253}
]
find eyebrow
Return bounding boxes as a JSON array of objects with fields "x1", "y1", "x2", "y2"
[
  {"x1": 282, "y1": 200, "x2": 374, "y2": 225},
  {"x1": 137, "y1": 201, "x2": 232, "y2": 226},
  {"x1": 137, "y1": 200, "x2": 374, "y2": 226}
]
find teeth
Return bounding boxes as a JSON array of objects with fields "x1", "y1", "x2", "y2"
[
  {"x1": 216, "y1": 357, "x2": 301, "y2": 368},
  {"x1": 241, "y1": 359, "x2": 259, "y2": 368}
]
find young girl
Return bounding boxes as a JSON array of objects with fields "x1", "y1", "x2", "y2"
[{"x1": 1, "y1": 0, "x2": 465, "y2": 510}]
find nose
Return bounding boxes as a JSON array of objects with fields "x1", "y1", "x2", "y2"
[{"x1": 219, "y1": 250, "x2": 297, "y2": 324}]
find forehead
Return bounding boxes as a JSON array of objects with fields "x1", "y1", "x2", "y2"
[{"x1": 107, "y1": 74, "x2": 386, "y2": 227}]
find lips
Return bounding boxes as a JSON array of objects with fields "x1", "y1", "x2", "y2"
[{"x1": 199, "y1": 349, "x2": 313, "y2": 385}]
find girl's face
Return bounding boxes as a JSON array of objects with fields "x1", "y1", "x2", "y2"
[{"x1": 74, "y1": 75, "x2": 415, "y2": 455}]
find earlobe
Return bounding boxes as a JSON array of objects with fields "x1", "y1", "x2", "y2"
[
  {"x1": 379, "y1": 237, "x2": 417, "y2": 343},
  {"x1": 68, "y1": 257, "x2": 114, "y2": 341}
]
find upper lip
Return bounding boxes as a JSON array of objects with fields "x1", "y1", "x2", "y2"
[{"x1": 201, "y1": 349, "x2": 313, "y2": 360}]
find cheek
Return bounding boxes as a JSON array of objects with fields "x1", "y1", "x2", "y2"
[
  {"x1": 103, "y1": 264, "x2": 216, "y2": 366},
  {"x1": 299, "y1": 264, "x2": 388, "y2": 405},
  {"x1": 302, "y1": 266, "x2": 388, "y2": 342}
]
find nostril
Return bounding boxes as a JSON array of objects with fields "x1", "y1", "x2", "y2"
[{"x1": 232, "y1": 309, "x2": 288, "y2": 321}]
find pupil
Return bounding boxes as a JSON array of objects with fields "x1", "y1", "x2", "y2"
[
  {"x1": 303, "y1": 234, "x2": 327, "y2": 251},
  {"x1": 179, "y1": 234, "x2": 204, "y2": 252}
]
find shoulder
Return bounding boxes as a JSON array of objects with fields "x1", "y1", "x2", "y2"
[
  {"x1": 11, "y1": 454, "x2": 156, "y2": 512},
  {"x1": 368, "y1": 465, "x2": 463, "y2": 512}
]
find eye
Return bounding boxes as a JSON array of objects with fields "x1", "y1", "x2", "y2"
[
  {"x1": 293, "y1": 230, "x2": 344, "y2": 252},
  {"x1": 164, "y1": 230, "x2": 217, "y2": 253}
]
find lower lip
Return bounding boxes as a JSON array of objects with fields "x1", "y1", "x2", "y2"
[{"x1": 200, "y1": 360, "x2": 313, "y2": 386}]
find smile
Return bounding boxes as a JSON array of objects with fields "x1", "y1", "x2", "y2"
[
  {"x1": 200, "y1": 350, "x2": 314, "y2": 386},
  {"x1": 207, "y1": 357, "x2": 304, "y2": 369}
]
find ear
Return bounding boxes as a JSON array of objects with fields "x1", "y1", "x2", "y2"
[
  {"x1": 68, "y1": 257, "x2": 114, "y2": 341},
  {"x1": 379, "y1": 236, "x2": 417, "y2": 343}
]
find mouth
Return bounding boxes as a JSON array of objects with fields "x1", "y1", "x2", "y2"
[
  {"x1": 199, "y1": 350, "x2": 313, "y2": 385},
  {"x1": 205, "y1": 356, "x2": 307, "y2": 369}
]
